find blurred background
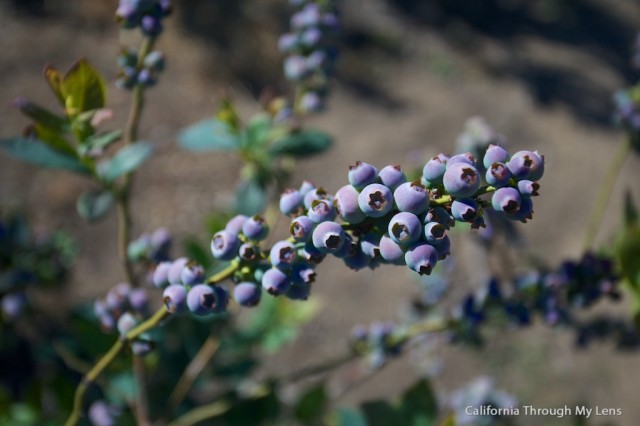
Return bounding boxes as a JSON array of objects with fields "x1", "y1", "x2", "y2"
[{"x1": 2, "y1": 0, "x2": 640, "y2": 424}]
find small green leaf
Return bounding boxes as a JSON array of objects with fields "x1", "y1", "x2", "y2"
[
  {"x1": 79, "y1": 129, "x2": 123, "y2": 156},
  {"x1": 360, "y1": 401, "x2": 400, "y2": 426},
  {"x1": 33, "y1": 123, "x2": 76, "y2": 156},
  {"x1": 295, "y1": 384, "x2": 328, "y2": 424},
  {"x1": 76, "y1": 190, "x2": 114, "y2": 222},
  {"x1": 179, "y1": 119, "x2": 240, "y2": 151},
  {"x1": 399, "y1": 379, "x2": 438, "y2": 425},
  {"x1": 11, "y1": 97, "x2": 69, "y2": 132},
  {"x1": 43, "y1": 64, "x2": 65, "y2": 106},
  {"x1": 268, "y1": 130, "x2": 332, "y2": 158},
  {"x1": 233, "y1": 179, "x2": 267, "y2": 216},
  {"x1": 97, "y1": 141, "x2": 154, "y2": 182},
  {"x1": 60, "y1": 58, "x2": 107, "y2": 115},
  {"x1": 0, "y1": 137, "x2": 90, "y2": 174},
  {"x1": 241, "y1": 113, "x2": 272, "y2": 150},
  {"x1": 335, "y1": 407, "x2": 369, "y2": 426}
]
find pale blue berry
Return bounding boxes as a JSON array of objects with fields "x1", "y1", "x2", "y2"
[
  {"x1": 378, "y1": 165, "x2": 407, "y2": 191},
  {"x1": 405, "y1": 244, "x2": 438, "y2": 275},
  {"x1": 163, "y1": 284, "x2": 187, "y2": 314},
  {"x1": 242, "y1": 215, "x2": 269, "y2": 241},
  {"x1": 443, "y1": 162, "x2": 480, "y2": 198},
  {"x1": 482, "y1": 144, "x2": 509, "y2": 169},
  {"x1": 211, "y1": 231, "x2": 240, "y2": 260},
  {"x1": 358, "y1": 184, "x2": 393, "y2": 218},
  {"x1": 348, "y1": 161, "x2": 378, "y2": 189},
  {"x1": 335, "y1": 185, "x2": 366, "y2": 224},
  {"x1": 308, "y1": 199, "x2": 337, "y2": 223},
  {"x1": 492, "y1": 187, "x2": 521, "y2": 214},
  {"x1": 388, "y1": 212, "x2": 422, "y2": 246},
  {"x1": 393, "y1": 182, "x2": 429, "y2": 215},
  {"x1": 262, "y1": 268, "x2": 291, "y2": 296},
  {"x1": 451, "y1": 198, "x2": 479, "y2": 222},
  {"x1": 270, "y1": 241, "x2": 297, "y2": 269},
  {"x1": 234, "y1": 282, "x2": 262, "y2": 307},
  {"x1": 290, "y1": 215, "x2": 316, "y2": 242},
  {"x1": 280, "y1": 189, "x2": 305, "y2": 216},
  {"x1": 312, "y1": 221, "x2": 345, "y2": 253},
  {"x1": 485, "y1": 162, "x2": 511, "y2": 187}
]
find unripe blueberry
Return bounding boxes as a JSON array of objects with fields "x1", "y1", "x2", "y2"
[
  {"x1": 424, "y1": 222, "x2": 446, "y2": 244},
  {"x1": 348, "y1": 161, "x2": 378, "y2": 189},
  {"x1": 186, "y1": 285, "x2": 218, "y2": 316},
  {"x1": 290, "y1": 215, "x2": 316, "y2": 242},
  {"x1": 238, "y1": 243, "x2": 260, "y2": 262},
  {"x1": 425, "y1": 207, "x2": 455, "y2": 229},
  {"x1": 393, "y1": 182, "x2": 429, "y2": 215},
  {"x1": 211, "y1": 230, "x2": 240, "y2": 260},
  {"x1": 168, "y1": 257, "x2": 189, "y2": 285},
  {"x1": 225, "y1": 214, "x2": 249, "y2": 235},
  {"x1": 286, "y1": 283, "x2": 311, "y2": 300},
  {"x1": 284, "y1": 55, "x2": 307, "y2": 81},
  {"x1": 261, "y1": 268, "x2": 291, "y2": 296},
  {"x1": 163, "y1": 284, "x2": 187, "y2": 314},
  {"x1": 509, "y1": 197, "x2": 534, "y2": 223},
  {"x1": 517, "y1": 180, "x2": 540, "y2": 197},
  {"x1": 291, "y1": 263, "x2": 317, "y2": 285},
  {"x1": 234, "y1": 282, "x2": 262, "y2": 307},
  {"x1": 312, "y1": 221, "x2": 345, "y2": 253},
  {"x1": 117, "y1": 312, "x2": 138, "y2": 336},
  {"x1": 152, "y1": 261, "x2": 171, "y2": 288},
  {"x1": 422, "y1": 155, "x2": 447, "y2": 185},
  {"x1": 280, "y1": 189, "x2": 304, "y2": 216},
  {"x1": 358, "y1": 184, "x2": 393, "y2": 218},
  {"x1": 379, "y1": 234, "x2": 405, "y2": 265},
  {"x1": 270, "y1": 240, "x2": 297, "y2": 269},
  {"x1": 128, "y1": 288, "x2": 149, "y2": 314},
  {"x1": 482, "y1": 144, "x2": 509, "y2": 169},
  {"x1": 433, "y1": 235, "x2": 451, "y2": 259},
  {"x1": 308, "y1": 199, "x2": 337, "y2": 223},
  {"x1": 451, "y1": 198, "x2": 479, "y2": 222},
  {"x1": 443, "y1": 162, "x2": 480, "y2": 198},
  {"x1": 485, "y1": 162, "x2": 512, "y2": 187},
  {"x1": 335, "y1": 185, "x2": 366, "y2": 224},
  {"x1": 360, "y1": 233, "x2": 381, "y2": 259},
  {"x1": 181, "y1": 263, "x2": 205, "y2": 286},
  {"x1": 388, "y1": 212, "x2": 422, "y2": 246},
  {"x1": 304, "y1": 187, "x2": 329, "y2": 209},
  {"x1": 447, "y1": 152, "x2": 477, "y2": 167},
  {"x1": 242, "y1": 215, "x2": 269, "y2": 241},
  {"x1": 378, "y1": 165, "x2": 407, "y2": 191},
  {"x1": 491, "y1": 187, "x2": 521, "y2": 214},
  {"x1": 405, "y1": 244, "x2": 438, "y2": 275},
  {"x1": 507, "y1": 150, "x2": 544, "y2": 181},
  {"x1": 278, "y1": 33, "x2": 298, "y2": 53}
]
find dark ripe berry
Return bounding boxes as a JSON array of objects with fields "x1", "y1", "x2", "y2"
[
  {"x1": 360, "y1": 233, "x2": 381, "y2": 259},
  {"x1": 443, "y1": 162, "x2": 480, "y2": 198},
  {"x1": 378, "y1": 165, "x2": 407, "y2": 191},
  {"x1": 239, "y1": 243, "x2": 260, "y2": 262},
  {"x1": 491, "y1": 187, "x2": 521, "y2": 214},
  {"x1": 270, "y1": 240, "x2": 297, "y2": 269},
  {"x1": 225, "y1": 214, "x2": 249, "y2": 235},
  {"x1": 242, "y1": 215, "x2": 270, "y2": 241},
  {"x1": 286, "y1": 283, "x2": 311, "y2": 300},
  {"x1": 379, "y1": 234, "x2": 405, "y2": 265},
  {"x1": 212, "y1": 286, "x2": 229, "y2": 313},
  {"x1": 163, "y1": 284, "x2": 187, "y2": 314},
  {"x1": 422, "y1": 155, "x2": 448, "y2": 185},
  {"x1": 483, "y1": 144, "x2": 509, "y2": 169},
  {"x1": 300, "y1": 242, "x2": 327, "y2": 264},
  {"x1": 393, "y1": 182, "x2": 429, "y2": 215},
  {"x1": 451, "y1": 198, "x2": 479, "y2": 222},
  {"x1": 261, "y1": 268, "x2": 291, "y2": 296},
  {"x1": 485, "y1": 162, "x2": 512, "y2": 187},
  {"x1": 342, "y1": 250, "x2": 370, "y2": 270},
  {"x1": 432, "y1": 235, "x2": 451, "y2": 260},
  {"x1": 290, "y1": 215, "x2": 316, "y2": 242},
  {"x1": 141, "y1": 15, "x2": 163, "y2": 36},
  {"x1": 424, "y1": 222, "x2": 446, "y2": 244},
  {"x1": 167, "y1": 257, "x2": 189, "y2": 285},
  {"x1": 312, "y1": 221, "x2": 345, "y2": 254},
  {"x1": 106, "y1": 282, "x2": 131, "y2": 312},
  {"x1": 509, "y1": 197, "x2": 534, "y2": 223},
  {"x1": 333, "y1": 234, "x2": 355, "y2": 258},
  {"x1": 152, "y1": 261, "x2": 171, "y2": 288},
  {"x1": 234, "y1": 282, "x2": 262, "y2": 307},
  {"x1": 187, "y1": 284, "x2": 217, "y2": 316},
  {"x1": 335, "y1": 185, "x2": 366, "y2": 224},
  {"x1": 284, "y1": 55, "x2": 308, "y2": 81},
  {"x1": 291, "y1": 263, "x2": 316, "y2": 285},
  {"x1": 517, "y1": 180, "x2": 540, "y2": 197},
  {"x1": 348, "y1": 161, "x2": 378, "y2": 189},
  {"x1": 211, "y1": 230, "x2": 240, "y2": 260},
  {"x1": 358, "y1": 183, "x2": 393, "y2": 217},
  {"x1": 507, "y1": 150, "x2": 545, "y2": 181},
  {"x1": 128, "y1": 288, "x2": 149, "y2": 314},
  {"x1": 308, "y1": 199, "x2": 337, "y2": 223},
  {"x1": 117, "y1": 312, "x2": 138, "y2": 336},
  {"x1": 388, "y1": 212, "x2": 422, "y2": 246},
  {"x1": 425, "y1": 207, "x2": 455, "y2": 230},
  {"x1": 405, "y1": 244, "x2": 438, "y2": 275},
  {"x1": 304, "y1": 187, "x2": 329, "y2": 209},
  {"x1": 280, "y1": 189, "x2": 304, "y2": 216},
  {"x1": 181, "y1": 262, "x2": 205, "y2": 286}
]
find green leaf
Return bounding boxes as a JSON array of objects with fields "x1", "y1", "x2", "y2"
[
  {"x1": 183, "y1": 236, "x2": 213, "y2": 269},
  {"x1": 60, "y1": 58, "x2": 107, "y2": 115},
  {"x1": 233, "y1": 179, "x2": 267, "y2": 216},
  {"x1": 11, "y1": 97, "x2": 69, "y2": 132},
  {"x1": 76, "y1": 190, "x2": 114, "y2": 222},
  {"x1": 108, "y1": 372, "x2": 138, "y2": 405},
  {"x1": 79, "y1": 129, "x2": 123, "y2": 156},
  {"x1": 0, "y1": 137, "x2": 90, "y2": 174},
  {"x1": 624, "y1": 191, "x2": 638, "y2": 227},
  {"x1": 360, "y1": 401, "x2": 400, "y2": 426},
  {"x1": 43, "y1": 64, "x2": 65, "y2": 106},
  {"x1": 335, "y1": 408, "x2": 369, "y2": 426},
  {"x1": 241, "y1": 113, "x2": 272, "y2": 150},
  {"x1": 33, "y1": 123, "x2": 76, "y2": 156},
  {"x1": 97, "y1": 141, "x2": 154, "y2": 182},
  {"x1": 399, "y1": 380, "x2": 438, "y2": 425},
  {"x1": 268, "y1": 130, "x2": 333, "y2": 158},
  {"x1": 295, "y1": 384, "x2": 327, "y2": 424},
  {"x1": 179, "y1": 119, "x2": 240, "y2": 151}
]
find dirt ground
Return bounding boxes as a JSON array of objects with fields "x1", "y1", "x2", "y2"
[{"x1": 2, "y1": 1, "x2": 640, "y2": 424}]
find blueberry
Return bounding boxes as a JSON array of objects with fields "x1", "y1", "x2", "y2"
[
  {"x1": 187, "y1": 285, "x2": 217, "y2": 316},
  {"x1": 378, "y1": 165, "x2": 407, "y2": 191},
  {"x1": 425, "y1": 207, "x2": 455, "y2": 230},
  {"x1": 233, "y1": 282, "x2": 262, "y2": 307},
  {"x1": 405, "y1": 244, "x2": 438, "y2": 275},
  {"x1": 280, "y1": 189, "x2": 304, "y2": 216},
  {"x1": 152, "y1": 261, "x2": 171, "y2": 288},
  {"x1": 88, "y1": 401, "x2": 118, "y2": 426},
  {"x1": 299, "y1": 180, "x2": 316, "y2": 195},
  {"x1": 424, "y1": 222, "x2": 446, "y2": 244},
  {"x1": 300, "y1": 91, "x2": 324, "y2": 113},
  {"x1": 238, "y1": 243, "x2": 260, "y2": 262},
  {"x1": 211, "y1": 230, "x2": 240, "y2": 260},
  {"x1": 261, "y1": 268, "x2": 291, "y2": 296},
  {"x1": 388, "y1": 212, "x2": 422, "y2": 246},
  {"x1": 358, "y1": 184, "x2": 393, "y2": 218},
  {"x1": 507, "y1": 150, "x2": 544, "y2": 181},
  {"x1": 163, "y1": 284, "x2": 187, "y2": 314},
  {"x1": 304, "y1": 187, "x2": 330, "y2": 209},
  {"x1": 393, "y1": 182, "x2": 429, "y2": 215},
  {"x1": 225, "y1": 214, "x2": 249, "y2": 235},
  {"x1": 335, "y1": 185, "x2": 366, "y2": 224},
  {"x1": 432, "y1": 235, "x2": 451, "y2": 260},
  {"x1": 443, "y1": 162, "x2": 480, "y2": 198},
  {"x1": 451, "y1": 198, "x2": 479, "y2": 222},
  {"x1": 181, "y1": 262, "x2": 205, "y2": 286},
  {"x1": 447, "y1": 152, "x2": 477, "y2": 167},
  {"x1": 301, "y1": 27, "x2": 322, "y2": 47},
  {"x1": 278, "y1": 33, "x2": 298, "y2": 53},
  {"x1": 106, "y1": 282, "x2": 131, "y2": 312},
  {"x1": 270, "y1": 240, "x2": 297, "y2": 269},
  {"x1": 141, "y1": 15, "x2": 163, "y2": 36},
  {"x1": 290, "y1": 215, "x2": 316, "y2": 242},
  {"x1": 491, "y1": 187, "x2": 521, "y2": 214},
  {"x1": 422, "y1": 155, "x2": 448, "y2": 185},
  {"x1": 167, "y1": 257, "x2": 189, "y2": 285},
  {"x1": 285, "y1": 283, "x2": 311, "y2": 300},
  {"x1": 1, "y1": 292, "x2": 26, "y2": 320},
  {"x1": 485, "y1": 162, "x2": 512, "y2": 187},
  {"x1": 482, "y1": 144, "x2": 509, "y2": 169},
  {"x1": 333, "y1": 234, "x2": 355, "y2": 258},
  {"x1": 360, "y1": 233, "x2": 381, "y2": 259},
  {"x1": 291, "y1": 263, "x2": 317, "y2": 284},
  {"x1": 379, "y1": 234, "x2": 405, "y2": 265},
  {"x1": 517, "y1": 180, "x2": 540, "y2": 197},
  {"x1": 117, "y1": 312, "x2": 138, "y2": 336},
  {"x1": 300, "y1": 242, "x2": 327, "y2": 264},
  {"x1": 284, "y1": 55, "x2": 307, "y2": 81},
  {"x1": 509, "y1": 197, "x2": 534, "y2": 223},
  {"x1": 212, "y1": 286, "x2": 229, "y2": 313},
  {"x1": 306, "y1": 50, "x2": 327, "y2": 71},
  {"x1": 128, "y1": 288, "x2": 149, "y2": 314},
  {"x1": 348, "y1": 161, "x2": 378, "y2": 189},
  {"x1": 150, "y1": 227, "x2": 171, "y2": 260},
  {"x1": 308, "y1": 199, "x2": 337, "y2": 223},
  {"x1": 312, "y1": 221, "x2": 345, "y2": 254},
  {"x1": 242, "y1": 215, "x2": 270, "y2": 241}
]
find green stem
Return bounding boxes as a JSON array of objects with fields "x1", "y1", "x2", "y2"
[
  {"x1": 64, "y1": 306, "x2": 170, "y2": 426},
  {"x1": 167, "y1": 401, "x2": 233, "y2": 426},
  {"x1": 205, "y1": 262, "x2": 240, "y2": 284},
  {"x1": 582, "y1": 136, "x2": 632, "y2": 250}
]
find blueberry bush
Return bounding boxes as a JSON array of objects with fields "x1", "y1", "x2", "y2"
[{"x1": 1, "y1": 1, "x2": 640, "y2": 425}]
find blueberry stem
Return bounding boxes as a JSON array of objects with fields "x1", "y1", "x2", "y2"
[
  {"x1": 583, "y1": 135, "x2": 632, "y2": 250},
  {"x1": 65, "y1": 305, "x2": 170, "y2": 426},
  {"x1": 205, "y1": 261, "x2": 239, "y2": 284}
]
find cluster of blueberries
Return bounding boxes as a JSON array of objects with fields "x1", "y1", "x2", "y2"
[
  {"x1": 127, "y1": 227, "x2": 172, "y2": 264},
  {"x1": 279, "y1": 0, "x2": 340, "y2": 113},
  {"x1": 350, "y1": 322, "x2": 403, "y2": 369},
  {"x1": 115, "y1": 0, "x2": 170, "y2": 90}
]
